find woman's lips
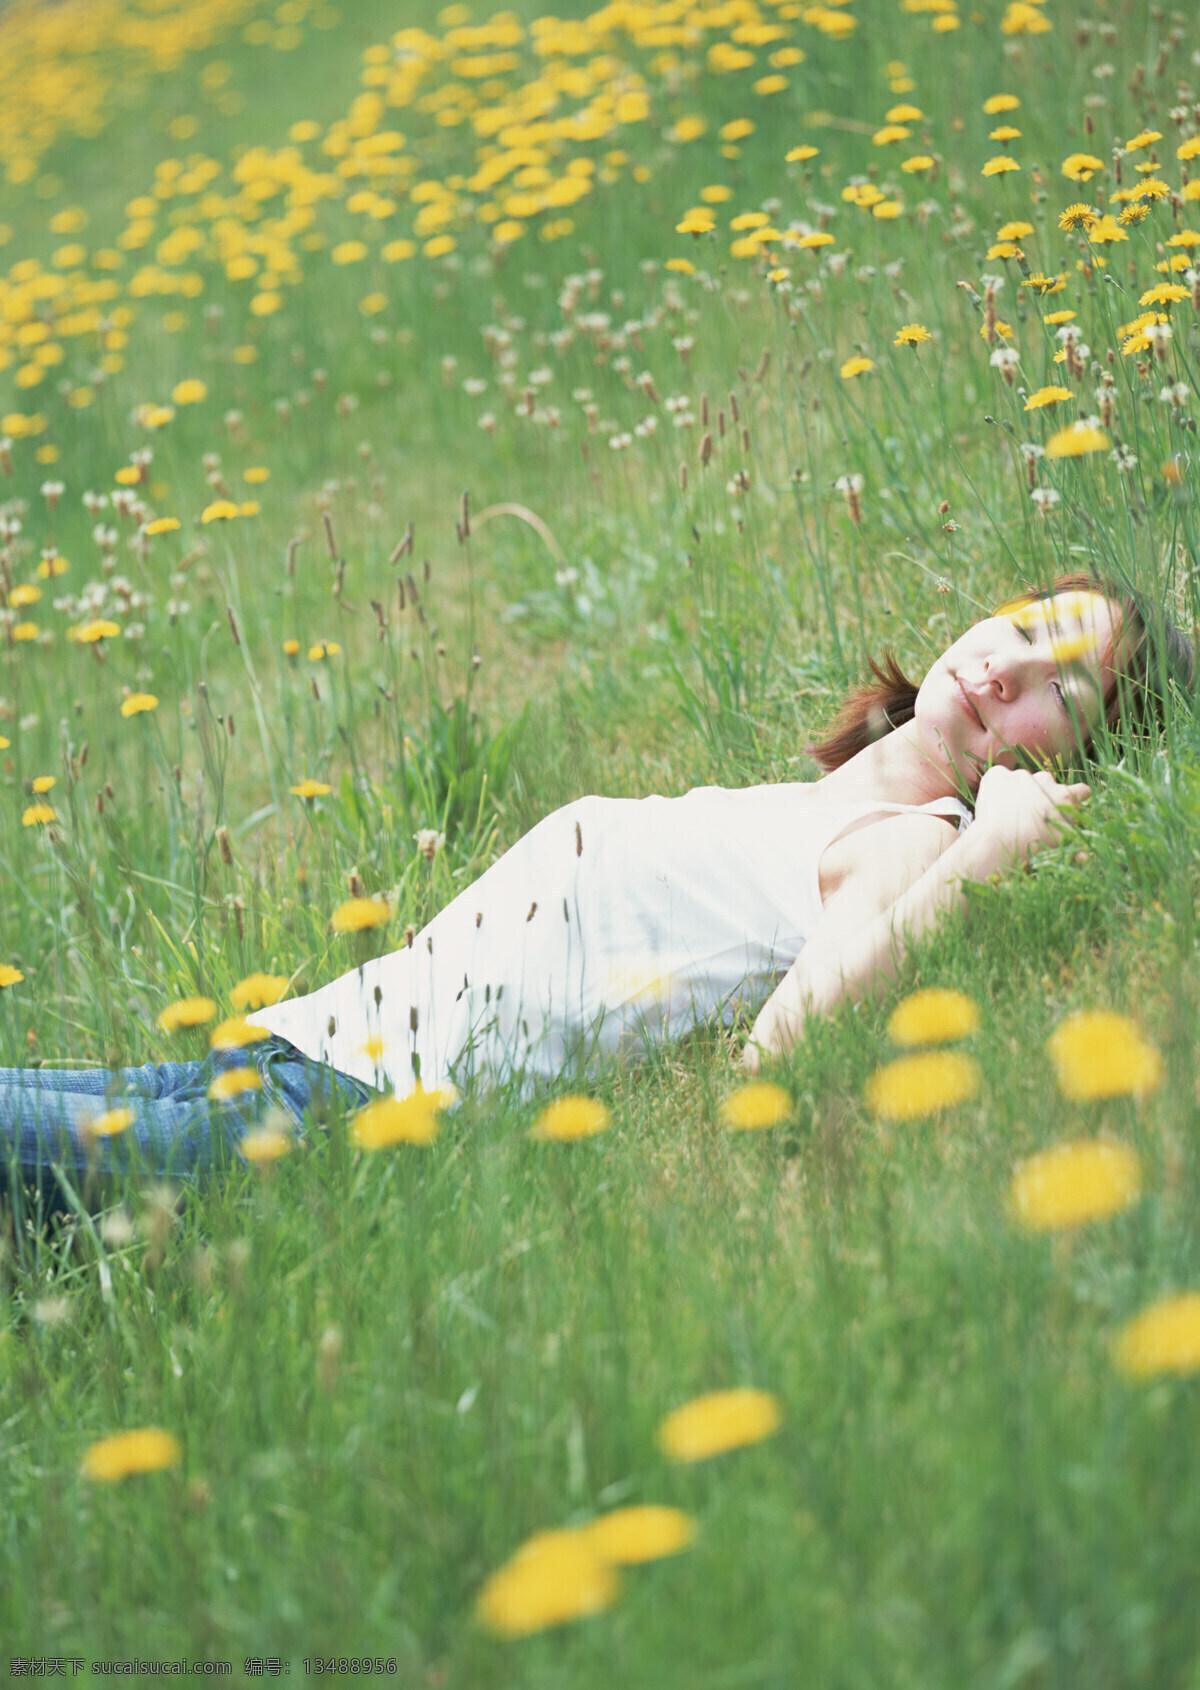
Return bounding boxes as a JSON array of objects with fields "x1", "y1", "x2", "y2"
[{"x1": 956, "y1": 677, "x2": 985, "y2": 728}]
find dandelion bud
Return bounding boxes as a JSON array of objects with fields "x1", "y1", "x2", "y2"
[
  {"x1": 699, "y1": 431, "x2": 713, "y2": 468},
  {"x1": 318, "y1": 1326, "x2": 343, "y2": 1394},
  {"x1": 216, "y1": 825, "x2": 233, "y2": 866},
  {"x1": 679, "y1": 462, "x2": 688, "y2": 491}
]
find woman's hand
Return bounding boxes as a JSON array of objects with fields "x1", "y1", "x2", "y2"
[{"x1": 972, "y1": 764, "x2": 1091, "y2": 868}]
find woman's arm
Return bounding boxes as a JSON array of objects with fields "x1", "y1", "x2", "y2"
[{"x1": 742, "y1": 767, "x2": 1091, "y2": 1072}]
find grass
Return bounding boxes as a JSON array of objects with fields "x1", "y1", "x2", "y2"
[{"x1": 3, "y1": 0, "x2": 1200, "y2": 1680}]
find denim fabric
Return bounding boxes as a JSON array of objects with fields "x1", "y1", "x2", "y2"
[{"x1": 0, "y1": 1035, "x2": 376, "y2": 1190}]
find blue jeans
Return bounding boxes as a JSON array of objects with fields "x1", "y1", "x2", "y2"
[{"x1": 0, "y1": 1036, "x2": 376, "y2": 1192}]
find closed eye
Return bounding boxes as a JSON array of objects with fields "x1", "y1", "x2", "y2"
[{"x1": 1015, "y1": 617, "x2": 1068, "y2": 714}]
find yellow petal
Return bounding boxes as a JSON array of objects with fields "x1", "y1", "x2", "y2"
[{"x1": 657, "y1": 1387, "x2": 782, "y2": 1462}]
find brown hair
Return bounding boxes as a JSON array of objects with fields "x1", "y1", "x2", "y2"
[{"x1": 808, "y1": 570, "x2": 1195, "y2": 774}]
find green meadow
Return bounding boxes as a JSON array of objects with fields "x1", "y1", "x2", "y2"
[{"x1": 2, "y1": 0, "x2": 1200, "y2": 1680}]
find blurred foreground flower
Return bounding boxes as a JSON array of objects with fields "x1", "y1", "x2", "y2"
[
  {"x1": 1045, "y1": 424, "x2": 1109, "y2": 459},
  {"x1": 1047, "y1": 1010, "x2": 1162, "y2": 1100},
  {"x1": 657, "y1": 1387, "x2": 782, "y2": 1462},
  {"x1": 207, "y1": 1068, "x2": 261, "y2": 1101},
  {"x1": 330, "y1": 897, "x2": 391, "y2": 933},
  {"x1": 580, "y1": 1506, "x2": 696, "y2": 1565},
  {"x1": 85, "y1": 1107, "x2": 135, "y2": 1139},
  {"x1": 82, "y1": 1428, "x2": 180, "y2": 1482},
  {"x1": 352, "y1": 1086, "x2": 456, "y2": 1148},
  {"x1": 530, "y1": 1096, "x2": 610, "y2": 1140},
  {"x1": 719, "y1": 1082, "x2": 791, "y2": 1130},
  {"x1": 0, "y1": 965, "x2": 24, "y2": 988},
  {"x1": 240, "y1": 1125, "x2": 294, "y2": 1164},
  {"x1": 22, "y1": 804, "x2": 56, "y2": 827},
  {"x1": 476, "y1": 1530, "x2": 618, "y2": 1638},
  {"x1": 1113, "y1": 1292, "x2": 1200, "y2": 1379},
  {"x1": 209, "y1": 1016, "x2": 272, "y2": 1051},
  {"x1": 157, "y1": 997, "x2": 216, "y2": 1033},
  {"x1": 1010, "y1": 1140, "x2": 1141, "y2": 1231},
  {"x1": 864, "y1": 1050, "x2": 979, "y2": 1119},
  {"x1": 231, "y1": 974, "x2": 288, "y2": 1011},
  {"x1": 887, "y1": 988, "x2": 979, "y2": 1046},
  {"x1": 291, "y1": 779, "x2": 332, "y2": 799}
]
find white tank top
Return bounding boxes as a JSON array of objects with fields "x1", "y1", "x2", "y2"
[{"x1": 247, "y1": 783, "x2": 973, "y2": 1098}]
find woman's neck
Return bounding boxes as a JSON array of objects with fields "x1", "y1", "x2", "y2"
[{"x1": 817, "y1": 723, "x2": 976, "y2": 806}]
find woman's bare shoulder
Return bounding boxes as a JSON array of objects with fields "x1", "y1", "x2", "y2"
[{"x1": 819, "y1": 807, "x2": 961, "y2": 914}]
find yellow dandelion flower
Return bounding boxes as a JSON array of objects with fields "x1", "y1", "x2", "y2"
[
  {"x1": 143, "y1": 517, "x2": 180, "y2": 535},
  {"x1": 886, "y1": 103, "x2": 923, "y2": 123},
  {"x1": 794, "y1": 231, "x2": 835, "y2": 248},
  {"x1": 209, "y1": 1016, "x2": 272, "y2": 1052},
  {"x1": 719, "y1": 1082, "x2": 791, "y2": 1131},
  {"x1": 786, "y1": 145, "x2": 819, "y2": 162},
  {"x1": 531, "y1": 1096, "x2": 610, "y2": 1140},
  {"x1": 282, "y1": 638, "x2": 301, "y2": 656},
  {"x1": 700, "y1": 185, "x2": 733, "y2": 203},
  {"x1": 1177, "y1": 136, "x2": 1200, "y2": 162},
  {"x1": 85, "y1": 1107, "x2": 135, "y2": 1138},
  {"x1": 873, "y1": 125, "x2": 911, "y2": 147},
  {"x1": 657, "y1": 1388, "x2": 782, "y2": 1462},
  {"x1": 243, "y1": 466, "x2": 270, "y2": 484},
  {"x1": 13, "y1": 622, "x2": 40, "y2": 642},
  {"x1": 200, "y1": 500, "x2": 239, "y2": 523},
  {"x1": 0, "y1": 965, "x2": 24, "y2": 988},
  {"x1": 352, "y1": 1091, "x2": 445, "y2": 1149},
  {"x1": 676, "y1": 208, "x2": 715, "y2": 235},
  {"x1": 901, "y1": 155, "x2": 934, "y2": 173},
  {"x1": 1010, "y1": 1140, "x2": 1141, "y2": 1232},
  {"x1": 1047, "y1": 1010, "x2": 1162, "y2": 1100},
  {"x1": 730, "y1": 212, "x2": 770, "y2": 231},
  {"x1": 1140, "y1": 282, "x2": 1190, "y2": 306},
  {"x1": 982, "y1": 157, "x2": 1021, "y2": 177},
  {"x1": 171, "y1": 379, "x2": 207, "y2": 405},
  {"x1": 1045, "y1": 424, "x2": 1109, "y2": 459},
  {"x1": 887, "y1": 987, "x2": 979, "y2": 1046},
  {"x1": 332, "y1": 240, "x2": 368, "y2": 265},
  {"x1": 1113, "y1": 1292, "x2": 1200, "y2": 1379},
  {"x1": 864, "y1": 1050, "x2": 979, "y2": 1120},
  {"x1": 665, "y1": 258, "x2": 695, "y2": 273},
  {"x1": 31, "y1": 776, "x2": 54, "y2": 793},
  {"x1": 475, "y1": 1530, "x2": 618, "y2": 1638},
  {"x1": 290, "y1": 779, "x2": 332, "y2": 798},
  {"x1": 989, "y1": 126, "x2": 1022, "y2": 143},
  {"x1": 1045, "y1": 309, "x2": 1076, "y2": 325},
  {"x1": 75, "y1": 619, "x2": 120, "y2": 642},
  {"x1": 840, "y1": 356, "x2": 875, "y2": 379},
  {"x1": 1125, "y1": 130, "x2": 1162, "y2": 152},
  {"x1": 1086, "y1": 215, "x2": 1127, "y2": 245},
  {"x1": 579, "y1": 1506, "x2": 696, "y2": 1565},
  {"x1": 1167, "y1": 229, "x2": 1200, "y2": 248},
  {"x1": 873, "y1": 200, "x2": 903, "y2": 220},
  {"x1": 894, "y1": 322, "x2": 932, "y2": 347},
  {"x1": 330, "y1": 896, "x2": 391, "y2": 933},
  {"x1": 121, "y1": 693, "x2": 159, "y2": 717},
  {"x1": 987, "y1": 241, "x2": 1024, "y2": 259},
  {"x1": 1133, "y1": 178, "x2": 1171, "y2": 202},
  {"x1": 308, "y1": 641, "x2": 341, "y2": 660},
  {"x1": 1023, "y1": 386, "x2": 1075, "y2": 410},
  {"x1": 81, "y1": 1428, "x2": 181, "y2": 1482},
  {"x1": 114, "y1": 466, "x2": 141, "y2": 487},
  {"x1": 9, "y1": 584, "x2": 40, "y2": 607},
  {"x1": 230, "y1": 974, "x2": 288, "y2": 1012},
  {"x1": 1061, "y1": 152, "x2": 1105, "y2": 182},
  {"x1": 671, "y1": 116, "x2": 707, "y2": 143},
  {"x1": 720, "y1": 119, "x2": 755, "y2": 141},
  {"x1": 207, "y1": 1067, "x2": 262, "y2": 1102},
  {"x1": 997, "y1": 220, "x2": 1034, "y2": 240},
  {"x1": 240, "y1": 1127, "x2": 293, "y2": 1163},
  {"x1": 21, "y1": 804, "x2": 56, "y2": 827},
  {"x1": 156, "y1": 996, "x2": 216, "y2": 1033}
]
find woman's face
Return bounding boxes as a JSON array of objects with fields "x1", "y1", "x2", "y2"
[{"x1": 916, "y1": 589, "x2": 1120, "y2": 779}]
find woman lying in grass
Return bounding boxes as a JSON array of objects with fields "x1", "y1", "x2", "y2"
[{"x1": 1, "y1": 571, "x2": 1191, "y2": 1193}]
